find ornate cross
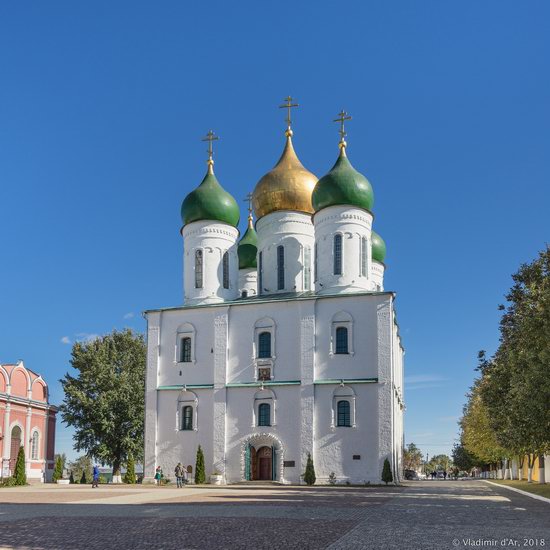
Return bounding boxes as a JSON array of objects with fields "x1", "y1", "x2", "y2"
[
  {"x1": 333, "y1": 110, "x2": 352, "y2": 146},
  {"x1": 202, "y1": 130, "x2": 219, "y2": 163},
  {"x1": 279, "y1": 96, "x2": 299, "y2": 129},
  {"x1": 243, "y1": 192, "x2": 253, "y2": 217}
]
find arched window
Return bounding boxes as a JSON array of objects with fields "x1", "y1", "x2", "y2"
[
  {"x1": 277, "y1": 246, "x2": 285, "y2": 290},
  {"x1": 335, "y1": 327, "x2": 349, "y2": 354},
  {"x1": 258, "y1": 403, "x2": 271, "y2": 426},
  {"x1": 195, "y1": 249, "x2": 203, "y2": 288},
  {"x1": 31, "y1": 431, "x2": 39, "y2": 460},
  {"x1": 258, "y1": 251, "x2": 263, "y2": 294},
  {"x1": 361, "y1": 236, "x2": 368, "y2": 276},
  {"x1": 241, "y1": 290, "x2": 248, "y2": 298},
  {"x1": 337, "y1": 400, "x2": 351, "y2": 427},
  {"x1": 180, "y1": 337, "x2": 192, "y2": 362},
  {"x1": 222, "y1": 251, "x2": 229, "y2": 289},
  {"x1": 333, "y1": 234, "x2": 343, "y2": 275},
  {"x1": 258, "y1": 331, "x2": 271, "y2": 358},
  {"x1": 304, "y1": 246, "x2": 311, "y2": 290},
  {"x1": 182, "y1": 406, "x2": 193, "y2": 430}
]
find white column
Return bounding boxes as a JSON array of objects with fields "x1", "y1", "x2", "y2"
[
  {"x1": 25, "y1": 407, "x2": 32, "y2": 474},
  {"x1": 2, "y1": 403, "x2": 10, "y2": 477},
  {"x1": 143, "y1": 314, "x2": 160, "y2": 482},
  {"x1": 300, "y1": 309, "x2": 315, "y2": 485}
]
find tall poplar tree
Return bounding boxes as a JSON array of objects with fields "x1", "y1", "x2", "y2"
[{"x1": 60, "y1": 329, "x2": 146, "y2": 480}]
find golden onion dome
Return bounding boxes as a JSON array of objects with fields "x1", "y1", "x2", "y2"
[{"x1": 252, "y1": 131, "x2": 318, "y2": 220}]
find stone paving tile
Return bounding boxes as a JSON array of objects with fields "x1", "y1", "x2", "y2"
[{"x1": 0, "y1": 517, "x2": 356, "y2": 550}]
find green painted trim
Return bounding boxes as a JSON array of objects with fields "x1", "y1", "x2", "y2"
[
  {"x1": 226, "y1": 380, "x2": 301, "y2": 388},
  {"x1": 157, "y1": 384, "x2": 214, "y2": 390},
  {"x1": 314, "y1": 378, "x2": 378, "y2": 385}
]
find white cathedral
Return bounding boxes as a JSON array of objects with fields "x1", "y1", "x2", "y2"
[{"x1": 144, "y1": 103, "x2": 404, "y2": 484}]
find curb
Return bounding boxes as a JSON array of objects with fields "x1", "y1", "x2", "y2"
[{"x1": 485, "y1": 480, "x2": 550, "y2": 504}]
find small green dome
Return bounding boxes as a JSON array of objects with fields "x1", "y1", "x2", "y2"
[
  {"x1": 238, "y1": 219, "x2": 258, "y2": 269},
  {"x1": 371, "y1": 231, "x2": 386, "y2": 263},
  {"x1": 312, "y1": 148, "x2": 374, "y2": 213},
  {"x1": 181, "y1": 165, "x2": 240, "y2": 227}
]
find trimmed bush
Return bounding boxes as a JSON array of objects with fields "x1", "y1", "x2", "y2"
[
  {"x1": 382, "y1": 458, "x2": 393, "y2": 485},
  {"x1": 195, "y1": 445, "x2": 205, "y2": 484},
  {"x1": 52, "y1": 455, "x2": 64, "y2": 482},
  {"x1": 69, "y1": 472, "x2": 75, "y2": 484},
  {"x1": 14, "y1": 446, "x2": 27, "y2": 485},
  {"x1": 80, "y1": 471, "x2": 87, "y2": 484},
  {"x1": 304, "y1": 453, "x2": 316, "y2": 485},
  {"x1": 124, "y1": 455, "x2": 136, "y2": 484}
]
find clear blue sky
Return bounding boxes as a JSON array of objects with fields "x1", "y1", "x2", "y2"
[{"x1": 1, "y1": 1, "x2": 548, "y2": 463}]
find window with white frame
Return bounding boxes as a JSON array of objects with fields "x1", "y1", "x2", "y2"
[
  {"x1": 222, "y1": 251, "x2": 230, "y2": 289},
  {"x1": 176, "y1": 323, "x2": 196, "y2": 364},
  {"x1": 254, "y1": 388, "x2": 276, "y2": 427},
  {"x1": 277, "y1": 245, "x2": 285, "y2": 290},
  {"x1": 333, "y1": 234, "x2": 343, "y2": 275},
  {"x1": 332, "y1": 385, "x2": 356, "y2": 428},
  {"x1": 361, "y1": 236, "x2": 368, "y2": 276},
  {"x1": 254, "y1": 317, "x2": 275, "y2": 381},
  {"x1": 195, "y1": 249, "x2": 204, "y2": 288},
  {"x1": 330, "y1": 311, "x2": 354, "y2": 356},
  {"x1": 178, "y1": 390, "x2": 198, "y2": 431},
  {"x1": 31, "y1": 430, "x2": 39, "y2": 460}
]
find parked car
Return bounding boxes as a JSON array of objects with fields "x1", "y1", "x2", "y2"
[{"x1": 404, "y1": 469, "x2": 419, "y2": 480}]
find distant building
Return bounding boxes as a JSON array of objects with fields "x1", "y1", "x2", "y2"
[{"x1": 0, "y1": 361, "x2": 57, "y2": 482}]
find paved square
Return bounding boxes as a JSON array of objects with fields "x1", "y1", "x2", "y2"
[{"x1": 0, "y1": 481, "x2": 548, "y2": 549}]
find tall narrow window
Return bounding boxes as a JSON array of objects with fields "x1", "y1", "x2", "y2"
[
  {"x1": 314, "y1": 243, "x2": 318, "y2": 283},
  {"x1": 333, "y1": 234, "x2": 342, "y2": 275},
  {"x1": 195, "y1": 249, "x2": 203, "y2": 288},
  {"x1": 277, "y1": 246, "x2": 285, "y2": 290},
  {"x1": 222, "y1": 251, "x2": 229, "y2": 289},
  {"x1": 258, "y1": 251, "x2": 263, "y2": 294},
  {"x1": 304, "y1": 246, "x2": 311, "y2": 290},
  {"x1": 180, "y1": 337, "x2": 192, "y2": 362},
  {"x1": 31, "y1": 431, "x2": 39, "y2": 460},
  {"x1": 361, "y1": 237, "x2": 367, "y2": 276},
  {"x1": 337, "y1": 400, "x2": 351, "y2": 427},
  {"x1": 182, "y1": 406, "x2": 193, "y2": 430},
  {"x1": 335, "y1": 327, "x2": 349, "y2": 354},
  {"x1": 258, "y1": 403, "x2": 271, "y2": 426},
  {"x1": 258, "y1": 331, "x2": 272, "y2": 358}
]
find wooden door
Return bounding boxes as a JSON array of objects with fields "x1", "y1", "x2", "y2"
[{"x1": 257, "y1": 446, "x2": 272, "y2": 481}]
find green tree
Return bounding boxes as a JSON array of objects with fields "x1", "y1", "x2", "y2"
[
  {"x1": 382, "y1": 458, "x2": 393, "y2": 485},
  {"x1": 52, "y1": 455, "x2": 64, "y2": 482},
  {"x1": 60, "y1": 329, "x2": 146, "y2": 480},
  {"x1": 451, "y1": 442, "x2": 478, "y2": 472},
  {"x1": 403, "y1": 443, "x2": 423, "y2": 472},
  {"x1": 303, "y1": 453, "x2": 316, "y2": 485},
  {"x1": 195, "y1": 445, "x2": 205, "y2": 484},
  {"x1": 14, "y1": 446, "x2": 26, "y2": 485},
  {"x1": 69, "y1": 471, "x2": 75, "y2": 484},
  {"x1": 68, "y1": 455, "x2": 93, "y2": 485},
  {"x1": 124, "y1": 455, "x2": 136, "y2": 484}
]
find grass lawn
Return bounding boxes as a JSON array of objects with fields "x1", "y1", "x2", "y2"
[{"x1": 491, "y1": 479, "x2": 550, "y2": 499}]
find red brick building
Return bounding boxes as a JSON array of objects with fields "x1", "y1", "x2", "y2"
[{"x1": 0, "y1": 361, "x2": 57, "y2": 482}]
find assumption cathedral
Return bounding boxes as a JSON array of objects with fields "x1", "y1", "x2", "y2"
[{"x1": 144, "y1": 100, "x2": 404, "y2": 484}]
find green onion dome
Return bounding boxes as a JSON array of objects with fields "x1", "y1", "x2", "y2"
[
  {"x1": 181, "y1": 164, "x2": 240, "y2": 227},
  {"x1": 371, "y1": 231, "x2": 386, "y2": 263},
  {"x1": 312, "y1": 148, "x2": 374, "y2": 213},
  {"x1": 238, "y1": 217, "x2": 258, "y2": 269}
]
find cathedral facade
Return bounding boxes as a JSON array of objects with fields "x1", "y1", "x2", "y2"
[{"x1": 144, "y1": 106, "x2": 404, "y2": 484}]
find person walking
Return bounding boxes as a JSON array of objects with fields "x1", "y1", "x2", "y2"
[
  {"x1": 92, "y1": 465, "x2": 100, "y2": 488},
  {"x1": 175, "y1": 463, "x2": 183, "y2": 488},
  {"x1": 155, "y1": 466, "x2": 162, "y2": 486}
]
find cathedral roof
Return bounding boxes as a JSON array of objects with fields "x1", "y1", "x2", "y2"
[
  {"x1": 252, "y1": 131, "x2": 318, "y2": 220},
  {"x1": 312, "y1": 146, "x2": 374, "y2": 214},
  {"x1": 371, "y1": 231, "x2": 386, "y2": 263},
  {"x1": 180, "y1": 163, "x2": 240, "y2": 228},
  {"x1": 238, "y1": 216, "x2": 258, "y2": 269}
]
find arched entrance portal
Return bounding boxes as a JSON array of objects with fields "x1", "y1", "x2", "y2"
[
  {"x1": 9, "y1": 426, "x2": 22, "y2": 472},
  {"x1": 242, "y1": 433, "x2": 284, "y2": 483}
]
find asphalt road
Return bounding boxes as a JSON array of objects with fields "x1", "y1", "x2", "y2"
[{"x1": 0, "y1": 480, "x2": 548, "y2": 549}]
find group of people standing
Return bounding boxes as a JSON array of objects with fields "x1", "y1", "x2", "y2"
[{"x1": 154, "y1": 463, "x2": 189, "y2": 487}]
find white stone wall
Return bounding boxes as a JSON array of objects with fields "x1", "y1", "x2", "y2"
[
  {"x1": 371, "y1": 261, "x2": 385, "y2": 291},
  {"x1": 238, "y1": 268, "x2": 257, "y2": 298},
  {"x1": 182, "y1": 220, "x2": 239, "y2": 305},
  {"x1": 313, "y1": 205, "x2": 375, "y2": 294},
  {"x1": 145, "y1": 292, "x2": 404, "y2": 484},
  {"x1": 256, "y1": 211, "x2": 314, "y2": 295}
]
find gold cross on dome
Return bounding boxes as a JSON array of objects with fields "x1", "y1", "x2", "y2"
[
  {"x1": 279, "y1": 96, "x2": 299, "y2": 130},
  {"x1": 243, "y1": 192, "x2": 253, "y2": 216},
  {"x1": 201, "y1": 130, "x2": 219, "y2": 163},
  {"x1": 333, "y1": 110, "x2": 352, "y2": 147}
]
